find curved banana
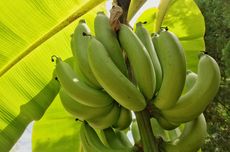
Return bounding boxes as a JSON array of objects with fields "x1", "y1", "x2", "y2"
[
  {"x1": 152, "y1": 30, "x2": 186, "y2": 110},
  {"x1": 150, "y1": 118, "x2": 181, "y2": 142},
  {"x1": 101, "y1": 127, "x2": 130, "y2": 149},
  {"x1": 161, "y1": 54, "x2": 221, "y2": 123},
  {"x1": 94, "y1": 12, "x2": 128, "y2": 76},
  {"x1": 59, "y1": 88, "x2": 114, "y2": 121},
  {"x1": 131, "y1": 120, "x2": 140, "y2": 144},
  {"x1": 80, "y1": 122, "x2": 106, "y2": 152},
  {"x1": 64, "y1": 57, "x2": 92, "y2": 85},
  {"x1": 184, "y1": 70, "x2": 198, "y2": 92},
  {"x1": 54, "y1": 57, "x2": 113, "y2": 107},
  {"x1": 72, "y1": 19, "x2": 101, "y2": 88},
  {"x1": 80, "y1": 122, "x2": 131, "y2": 152},
  {"x1": 113, "y1": 107, "x2": 132, "y2": 130},
  {"x1": 87, "y1": 102, "x2": 120, "y2": 129},
  {"x1": 156, "y1": 70, "x2": 198, "y2": 130},
  {"x1": 80, "y1": 122, "x2": 113, "y2": 152},
  {"x1": 88, "y1": 37, "x2": 146, "y2": 111},
  {"x1": 150, "y1": 118, "x2": 168, "y2": 139},
  {"x1": 157, "y1": 117, "x2": 180, "y2": 130},
  {"x1": 135, "y1": 22, "x2": 162, "y2": 92},
  {"x1": 161, "y1": 114, "x2": 207, "y2": 152},
  {"x1": 118, "y1": 24, "x2": 156, "y2": 100},
  {"x1": 114, "y1": 130, "x2": 133, "y2": 148}
]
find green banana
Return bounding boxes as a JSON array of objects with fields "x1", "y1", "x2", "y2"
[
  {"x1": 80, "y1": 122, "x2": 132, "y2": 152},
  {"x1": 87, "y1": 102, "x2": 120, "y2": 129},
  {"x1": 135, "y1": 22, "x2": 163, "y2": 92},
  {"x1": 88, "y1": 37, "x2": 146, "y2": 111},
  {"x1": 152, "y1": 30, "x2": 186, "y2": 110},
  {"x1": 114, "y1": 130, "x2": 133, "y2": 147},
  {"x1": 155, "y1": 70, "x2": 198, "y2": 130},
  {"x1": 161, "y1": 114, "x2": 207, "y2": 152},
  {"x1": 161, "y1": 54, "x2": 221, "y2": 123},
  {"x1": 54, "y1": 57, "x2": 113, "y2": 107},
  {"x1": 80, "y1": 122, "x2": 110, "y2": 152},
  {"x1": 166, "y1": 128, "x2": 181, "y2": 141},
  {"x1": 113, "y1": 107, "x2": 132, "y2": 130},
  {"x1": 70, "y1": 34, "x2": 77, "y2": 57},
  {"x1": 157, "y1": 117, "x2": 180, "y2": 130},
  {"x1": 101, "y1": 127, "x2": 130, "y2": 149},
  {"x1": 72, "y1": 19, "x2": 101, "y2": 88},
  {"x1": 118, "y1": 24, "x2": 156, "y2": 100},
  {"x1": 131, "y1": 120, "x2": 140, "y2": 144},
  {"x1": 94, "y1": 12, "x2": 128, "y2": 76},
  {"x1": 150, "y1": 118, "x2": 168, "y2": 140},
  {"x1": 64, "y1": 57, "x2": 93, "y2": 85},
  {"x1": 150, "y1": 118, "x2": 181, "y2": 142},
  {"x1": 59, "y1": 88, "x2": 114, "y2": 121},
  {"x1": 184, "y1": 70, "x2": 198, "y2": 92}
]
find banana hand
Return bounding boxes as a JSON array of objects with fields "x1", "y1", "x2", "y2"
[
  {"x1": 54, "y1": 57, "x2": 113, "y2": 107},
  {"x1": 135, "y1": 22, "x2": 162, "y2": 92},
  {"x1": 152, "y1": 30, "x2": 186, "y2": 110},
  {"x1": 100, "y1": 127, "x2": 131, "y2": 149},
  {"x1": 71, "y1": 20, "x2": 101, "y2": 88},
  {"x1": 88, "y1": 37, "x2": 146, "y2": 111},
  {"x1": 161, "y1": 54, "x2": 221, "y2": 123},
  {"x1": 118, "y1": 24, "x2": 156, "y2": 100},
  {"x1": 156, "y1": 70, "x2": 198, "y2": 130},
  {"x1": 161, "y1": 114, "x2": 207, "y2": 152},
  {"x1": 94, "y1": 12, "x2": 128, "y2": 76},
  {"x1": 59, "y1": 88, "x2": 114, "y2": 121},
  {"x1": 80, "y1": 122, "x2": 132, "y2": 152}
]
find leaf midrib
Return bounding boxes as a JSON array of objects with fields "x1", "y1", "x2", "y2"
[{"x1": 0, "y1": 0, "x2": 106, "y2": 77}]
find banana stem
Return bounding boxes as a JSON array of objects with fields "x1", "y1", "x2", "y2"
[{"x1": 135, "y1": 110, "x2": 159, "y2": 152}]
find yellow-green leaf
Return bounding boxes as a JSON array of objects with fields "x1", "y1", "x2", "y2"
[
  {"x1": 32, "y1": 96, "x2": 82, "y2": 152},
  {"x1": 0, "y1": 0, "x2": 106, "y2": 151}
]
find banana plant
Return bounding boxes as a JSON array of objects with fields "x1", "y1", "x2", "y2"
[{"x1": 0, "y1": 0, "x2": 206, "y2": 151}]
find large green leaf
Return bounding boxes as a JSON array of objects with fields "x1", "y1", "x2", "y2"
[
  {"x1": 0, "y1": 78, "x2": 60, "y2": 151},
  {"x1": 135, "y1": 0, "x2": 205, "y2": 71},
  {"x1": 0, "y1": 0, "x2": 106, "y2": 151},
  {"x1": 32, "y1": 95, "x2": 82, "y2": 152}
]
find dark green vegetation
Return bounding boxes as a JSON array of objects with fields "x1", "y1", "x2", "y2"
[{"x1": 195, "y1": 0, "x2": 230, "y2": 151}]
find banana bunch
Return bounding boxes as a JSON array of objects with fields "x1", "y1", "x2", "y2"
[
  {"x1": 80, "y1": 122, "x2": 134, "y2": 152},
  {"x1": 51, "y1": 10, "x2": 221, "y2": 151},
  {"x1": 54, "y1": 12, "x2": 144, "y2": 130},
  {"x1": 160, "y1": 114, "x2": 207, "y2": 152}
]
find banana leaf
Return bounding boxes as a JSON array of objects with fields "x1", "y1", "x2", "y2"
[{"x1": 0, "y1": 0, "x2": 106, "y2": 151}]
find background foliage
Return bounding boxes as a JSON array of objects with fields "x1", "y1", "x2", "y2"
[{"x1": 195, "y1": 0, "x2": 230, "y2": 151}]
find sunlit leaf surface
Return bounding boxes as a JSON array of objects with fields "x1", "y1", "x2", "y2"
[
  {"x1": 0, "y1": 0, "x2": 106, "y2": 151},
  {"x1": 32, "y1": 96, "x2": 82, "y2": 152}
]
